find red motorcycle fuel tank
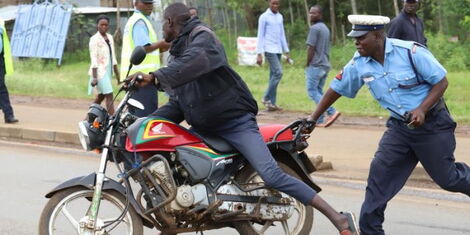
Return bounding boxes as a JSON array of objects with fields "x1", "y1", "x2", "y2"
[{"x1": 125, "y1": 117, "x2": 202, "y2": 152}]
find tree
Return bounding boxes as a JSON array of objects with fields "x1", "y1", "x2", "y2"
[
  {"x1": 392, "y1": 0, "x2": 399, "y2": 16},
  {"x1": 329, "y1": 0, "x2": 336, "y2": 43},
  {"x1": 350, "y1": 0, "x2": 358, "y2": 14}
]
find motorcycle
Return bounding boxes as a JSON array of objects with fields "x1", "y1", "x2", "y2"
[{"x1": 38, "y1": 46, "x2": 322, "y2": 235}]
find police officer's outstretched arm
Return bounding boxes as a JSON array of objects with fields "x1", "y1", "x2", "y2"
[
  {"x1": 409, "y1": 77, "x2": 448, "y2": 127},
  {"x1": 308, "y1": 88, "x2": 342, "y2": 124}
]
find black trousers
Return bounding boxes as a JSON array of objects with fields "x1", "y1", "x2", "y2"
[
  {"x1": 129, "y1": 83, "x2": 158, "y2": 117},
  {"x1": 359, "y1": 109, "x2": 470, "y2": 235},
  {"x1": 0, "y1": 69, "x2": 14, "y2": 119}
]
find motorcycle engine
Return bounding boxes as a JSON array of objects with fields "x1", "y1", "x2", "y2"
[
  {"x1": 170, "y1": 184, "x2": 209, "y2": 211},
  {"x1": 148, "y1": 161, "x2": 172, "y2": 192},
  {"x1": 147, "y1": 161, "x2": 209, "y2": 211}
]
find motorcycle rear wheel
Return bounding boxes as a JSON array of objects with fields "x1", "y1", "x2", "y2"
[
  {"x1": 233, "y1": 162, "x2": 314, "y2": 235},
  {"x1": 38, "y1": 186, "x2": 144, "y2": 235}
]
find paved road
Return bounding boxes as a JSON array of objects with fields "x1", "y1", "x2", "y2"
[{"x1": 1, "y1": 142, "x2": 469, "y2": 235}]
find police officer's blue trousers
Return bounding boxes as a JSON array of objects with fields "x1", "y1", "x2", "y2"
[
  {"x1": 208, "y1": 113, "x2": 317, "y2": 205},
  {"x1": 360, "y1": 109, "x2": 470, "y2": 235}
]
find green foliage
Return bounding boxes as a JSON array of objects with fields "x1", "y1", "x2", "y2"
[
  {"x1": 427, "y1": 33, "x2": 470, "y2": 71},
  {"x1": 66, "y1": 14, "x2": 95, "y2": 52},
  {"x1": 284, "y1": 18, "x2": 309, "y2": 50},
  {"x1": 330, "y1": 40, "x2": 356, "y2": 69}
]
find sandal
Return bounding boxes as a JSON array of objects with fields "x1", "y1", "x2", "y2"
[{"x1": 339, "y1": 211, "x2": 359, "y2": 235}]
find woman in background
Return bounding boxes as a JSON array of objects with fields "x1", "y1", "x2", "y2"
[{"x1": 88, "y1": 14, "x2": 120, "y2": 114}]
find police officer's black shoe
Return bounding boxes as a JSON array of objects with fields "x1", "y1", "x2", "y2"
[{"x1": 5, "y1": 117, "x2": 19, "y2": 124}]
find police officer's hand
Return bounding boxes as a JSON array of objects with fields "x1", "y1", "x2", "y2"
[
  {"x1": 409, "y1": 107, "x2": 426, "y2": 127},
  {"x1": 304, "y1": 117, "x2": 316, "y2": 134},
  {"x1": 256, "y1": 54, "x2": 263, "y2": 66}
]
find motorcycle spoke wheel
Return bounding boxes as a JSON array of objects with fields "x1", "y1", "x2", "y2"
[
  {"x1": 61, "y1": 201, "x2": 80, "y2": 231},
  {"x1": 233, "y1": 163, "x2": 314, "y2": 235},
  {"x1": 39, "y1": 187, "x2": 143, "y2": 235}
]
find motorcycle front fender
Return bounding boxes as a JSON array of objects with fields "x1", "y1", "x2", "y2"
[{"x1": 44, "y1": 173, "x2": 154, "y2": 228}]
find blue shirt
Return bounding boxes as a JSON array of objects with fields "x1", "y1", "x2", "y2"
[
  {"x1": 132, "y1": 10, "x2": 151, "y2": 47},
  {"x1": 330, "y1": 38, "x2": 446, "y2": 119},
  {"x1": 256, "y1": 8, "x2": 289, "y2": 54}
]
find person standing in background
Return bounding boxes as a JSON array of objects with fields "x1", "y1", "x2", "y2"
[
  {"x1": 0, "y1": 19, "x2": 18, "y2": 124},
  {"x1": 305, "y1": 5, "x2": 340, "y2": 127},
  {"x1": 88, "y1": 15, "x2": 120, "y2": 115},
  {"x1": 121, "y1": 0, "x2": 169, "y2": 117},
  {"x1": 256, "y1": 0, "x2": 291, "y2": 112},
  {"x1": 387, "y1": 0, "x2": 427, "y2": 46}
]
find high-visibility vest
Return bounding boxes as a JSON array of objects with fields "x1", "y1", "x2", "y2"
[
  {"x1": 0, "y1": 20, "x2": 14, "y2": 75},
  {"x1": 120, "y1": 12, "x2": 160, "y2": 80}
]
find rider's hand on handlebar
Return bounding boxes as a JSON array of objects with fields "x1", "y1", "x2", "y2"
[{"x1": 124, "y1": 72, "x2": 155, "y2": 88}]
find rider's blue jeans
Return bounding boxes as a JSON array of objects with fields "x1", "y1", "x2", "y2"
[{"x1": 210, "y1": 112, "x2": 317, "y2": 205}]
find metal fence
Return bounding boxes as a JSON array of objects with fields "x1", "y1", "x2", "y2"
[{"x1": 10, "y1": 0, "x2": 72, "y2": 65}]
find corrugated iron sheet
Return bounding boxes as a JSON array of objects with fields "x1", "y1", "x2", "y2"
[{"x1": 10, "y1": 0, "x2": 72, "y2": 65}]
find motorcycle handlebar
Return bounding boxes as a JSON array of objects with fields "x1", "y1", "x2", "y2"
[{"x1": 272, "y1": 119, "x2": 312, "y2": 143}]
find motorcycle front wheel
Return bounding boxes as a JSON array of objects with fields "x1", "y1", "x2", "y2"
[
  {"x1": 233, "y1": 162, "x2": 314, "y2": 235},
  {"x1": 38, "y1": 186, "x2": 144, "y2": 235}
]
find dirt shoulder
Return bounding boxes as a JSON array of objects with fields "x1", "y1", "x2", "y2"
[{"x1": 13, "y1": 94, "x2": 470, "y2": 136}]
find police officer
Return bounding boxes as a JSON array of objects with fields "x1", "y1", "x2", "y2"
[
  {"x1": 0, "y1": 19, "x2": 18, "y2": 124},
  {"x1": 120, "y1": 0, "x2": 169, "y2": 117},
  {"x1": 308, "y1": 15, "x2": 470, "y2": 235}
]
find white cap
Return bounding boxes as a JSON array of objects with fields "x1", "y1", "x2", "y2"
[{"x1": 347, "y1": 15, "x2": 390, "y2": 37}]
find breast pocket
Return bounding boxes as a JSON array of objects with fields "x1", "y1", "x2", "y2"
[
  {"x1": 363, "y1": 75, "x2": 386, "y2": 101},
  {"x1": 394, "y1": 72, "x2": 420, "y2": 89}
]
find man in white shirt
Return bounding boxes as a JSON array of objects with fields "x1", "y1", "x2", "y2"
[{"x1": 256, "y1": 0, "x2": 291, "y2": 111}]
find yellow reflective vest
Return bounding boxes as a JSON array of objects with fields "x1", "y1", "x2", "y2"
[
  {"x1": 0, "y1": 20, "x2": 14, "y2": 75},
  {"x1": 120, "y1": 12, "x2": 160, "y2": 80}
]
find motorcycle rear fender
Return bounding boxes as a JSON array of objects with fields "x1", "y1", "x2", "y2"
[
  {"x1": 45, "y1": 173, "x2": 154, "y2": 228},
  {"x1": 269, "y1": 145, "x2": 322, "y2": 193}
]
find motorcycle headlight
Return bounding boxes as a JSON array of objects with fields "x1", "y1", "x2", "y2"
[
  {"x1": 77, "y1": 120, "x2": 106, "y2": 151},
  {"x1": 77, "y1": 104, "x2": 108, "y2": 151},
  {"x1": 78, "y1": 121, "x2": 91, "y2": 151}
]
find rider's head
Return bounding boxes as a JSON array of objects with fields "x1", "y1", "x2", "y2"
[{"x1": 162, "y1": 3, "x2": 191, "y2": 43}]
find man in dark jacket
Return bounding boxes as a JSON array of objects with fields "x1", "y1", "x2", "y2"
[
  {"x1": 387, "y1": 0, "x2": 427, "y2": 46},
  {"x1": 132, "y1": 3, "x2": 358, "y2": 234}
]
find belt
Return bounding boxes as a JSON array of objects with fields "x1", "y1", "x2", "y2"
[{"x1": 426, "y1": 97, "x2": 447, "y2": 117}]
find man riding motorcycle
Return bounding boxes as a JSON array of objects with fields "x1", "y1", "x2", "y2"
[{"x1": 130, "y1": 3, "x2": 358, "y2": 234}]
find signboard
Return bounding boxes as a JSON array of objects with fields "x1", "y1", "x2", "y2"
[{"x1": 237, "y1": 36, "x2": 258, "y2": 66}]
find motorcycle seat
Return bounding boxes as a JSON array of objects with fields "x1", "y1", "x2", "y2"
[{"x1": 195, "y1": 132, "x2": 238, "y2": 154}]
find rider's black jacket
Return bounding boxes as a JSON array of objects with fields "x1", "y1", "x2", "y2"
[{"x1": 151, "y1": 17, "x2": 258, "y2": 129}]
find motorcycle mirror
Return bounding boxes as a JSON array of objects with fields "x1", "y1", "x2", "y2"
[
  {"x1": 130, "y1": 46, "x2": 146, "y2": 65},
  {"x1": 128, "y1": 98, "x2": 145, "y2": 110}
]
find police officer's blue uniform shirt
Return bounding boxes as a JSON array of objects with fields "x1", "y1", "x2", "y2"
[
  {"x1": 132, "y1": 10, "x2": 152, "y2": 47},
  {"x1": 330, "y1": 38, "x2": 447, "y2": 119}
]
